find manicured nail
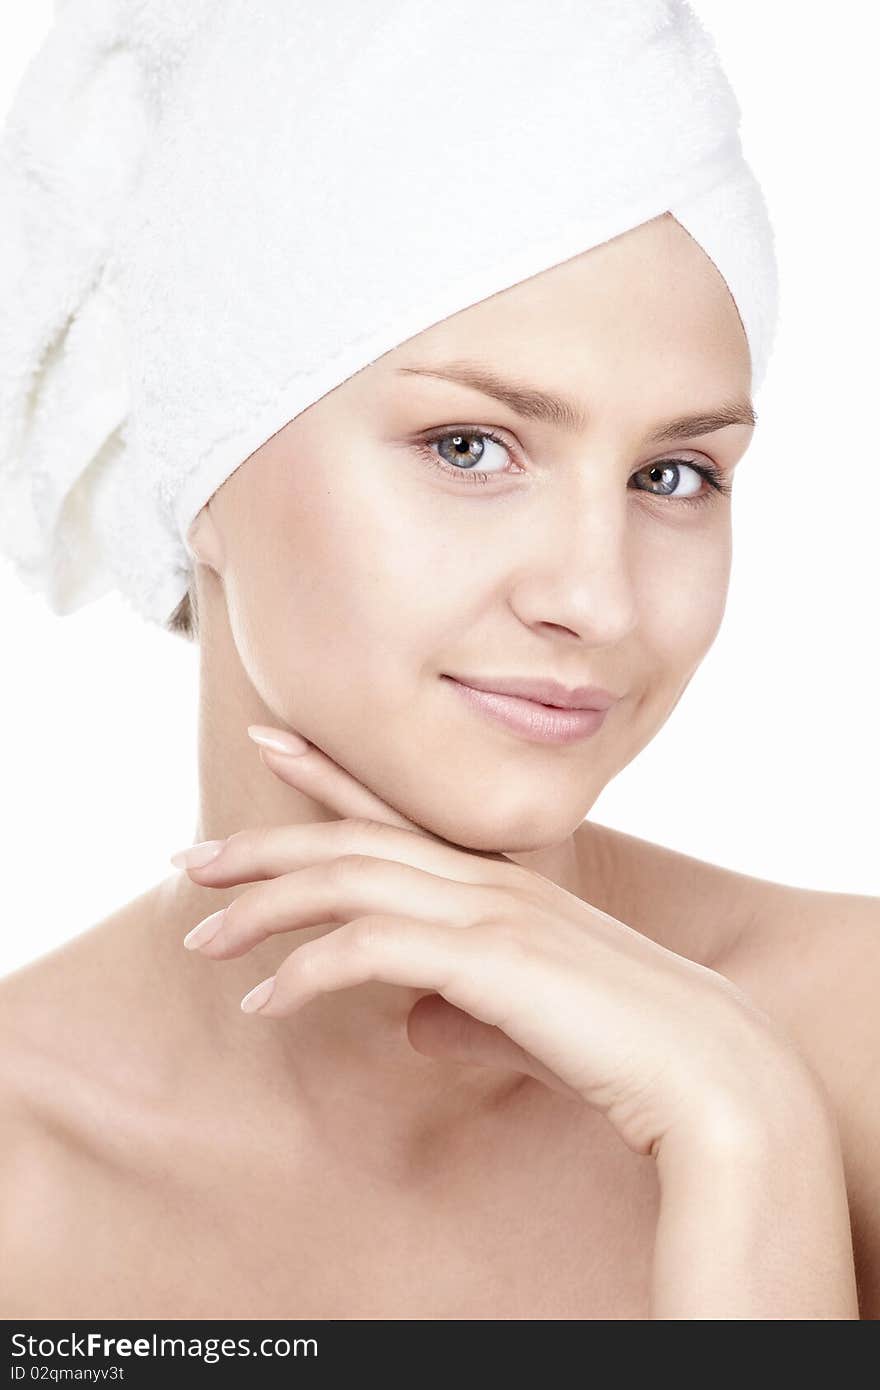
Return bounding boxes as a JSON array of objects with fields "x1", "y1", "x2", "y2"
[
  {"x1": 170, "y1": 839, "x2": 226, "y2": 870},
  {"x1": 183, "y1": 908, "x2": 227, "y2": 950},
  {"x1": 247, "y1": 725, "x2": 310, "y2": 756},
  {"x1": 241, "y1": 975, "x2": 276, "y2": 1013}
]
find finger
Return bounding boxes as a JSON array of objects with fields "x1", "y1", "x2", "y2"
[
  {"x1": 245, "y1": 914, "x2": 577, "y2": 1102},
  {"x1": 248, "y1": 726, "x2": 511, "y2": 864},
  {"x1": 248, "y1": 726, "x2": 420, "y2": 830},
  {"x1": 243, "y1": 915, "x2": 588, "y2": 1103},
  {"x1": 246, "y1": 914, "x2": 499, "y2": 1019},
  {"x1": 192, "y1": 857, "x2": 503, "y2": 958},
  {"x1": 180, "y1": 818, "x2": 524, "y2": 890}
]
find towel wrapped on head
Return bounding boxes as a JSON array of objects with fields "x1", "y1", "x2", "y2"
[{"x1": 0, "y1": 0, "x2": 779, "y2": 627}]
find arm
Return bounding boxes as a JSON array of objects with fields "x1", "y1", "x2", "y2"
[{"x1": 652, "y1": 1070, "x2": 858, "y2": 1319}]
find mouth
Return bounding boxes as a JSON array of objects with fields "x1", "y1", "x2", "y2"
[{"x1": 441, "y1": 675, "x2": 615, "y2": 746}]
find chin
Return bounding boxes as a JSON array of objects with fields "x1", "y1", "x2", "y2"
[{"x1": 413, "y1": 802, "x2": 581, "y2": 856}]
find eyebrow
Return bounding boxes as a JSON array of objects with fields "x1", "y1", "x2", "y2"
[{"x1": 396, "y1": 360, "x2": 756, "y2": 443}]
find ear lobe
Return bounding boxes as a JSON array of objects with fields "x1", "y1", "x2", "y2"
[{"x1": 185, "y1": 501, "x2": 224, "y2": 574}]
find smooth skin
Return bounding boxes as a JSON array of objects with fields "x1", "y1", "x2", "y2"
[{"x1": 1, "y1": 213, "x2": 878, "y2": 1319}]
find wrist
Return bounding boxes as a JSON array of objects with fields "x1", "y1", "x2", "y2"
[
  {"x1": 650, "y1": 1055, "x2": 857, "y2": 1319},
  {"x1": 656, "y1": 1041, "x2": 835, "y2": 1173}
]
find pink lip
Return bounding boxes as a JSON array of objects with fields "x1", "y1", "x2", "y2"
[
  {"x1": 444, "y1": 673, "x2": 619, "y2": 710},
  {"x1": 443, "y1": 676, "x2": 614, "y2": 745}
]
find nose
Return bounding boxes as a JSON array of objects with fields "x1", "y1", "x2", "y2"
[{"x1": 506, "y1": 480, "x2": 638, "y2": 646}]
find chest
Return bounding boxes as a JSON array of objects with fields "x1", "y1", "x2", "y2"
[{"x1": 20, "y1": 1112, "x2": 660, "y2": 1320}]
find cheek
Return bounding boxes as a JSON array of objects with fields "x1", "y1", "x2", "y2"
[
  {"x1": 634, "y1": 524, "x2": 732, "y2": 672},
  {"x1": 220, "y1": 444, "x2": 472, "y2": 718}
]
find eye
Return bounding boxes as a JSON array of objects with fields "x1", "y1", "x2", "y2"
[
  {"x1": 414, "y1": 427, "x2": 516, "y2": 485},
  {"x1": 413, "y1": 425, "x2": 732, "y2": 505},
  {"x1": 631, "y1": 458, "x2": 732, "y2": 506}
]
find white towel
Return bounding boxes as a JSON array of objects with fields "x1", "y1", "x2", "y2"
[{"x1": 0, "y1": 0, "x2": 779, "y2": 626}]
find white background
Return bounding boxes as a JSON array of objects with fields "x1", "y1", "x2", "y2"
[{"x1": 1, "y1": 2, "x2": 877, "y2": 978}]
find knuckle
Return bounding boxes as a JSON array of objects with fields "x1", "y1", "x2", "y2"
[
  {"x1": 474, "y1": 880, "x2": 540, "y2": 923},
  {"x1": 332, "y1": 818, "x2": 397, "y2": 852},
  {"x1": 288, "y1": 940, "x2": 320, "y2": 984},
  {"x1": 473, "y1": 913, "x2": 535, "y2": 964},
  {"x1": 348, "y1": 915, "x2": 392, "y2": 953},
  {"x1": 252, "y1": 825, "x2": 282, "y2": 859},
  {"x1": 223, "y1": 827, "x2": 251, "y2": 855},
  {"x1": 326, "y1": 819, "x2": 368, "y2": 848},
  {"x1": 226, "y1": 825, "x2": 274, "y2": 862},
  {"x1": 219, "y1": 896, "x2": 245, "y2": 935},
  {"x1": 333, "y1": 852, "x2": 378, "y2": 881},
  {"x1": 344, "y1": 816, "x2": 392, "y2": 838}
]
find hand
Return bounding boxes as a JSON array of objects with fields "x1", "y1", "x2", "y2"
[{"x1": 172, "y1": 724, "x2": 812, "y2": 1159}]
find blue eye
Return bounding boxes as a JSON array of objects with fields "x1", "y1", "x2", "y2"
[
  {"x1": 414, "y1": 426, "x2": 732, "y2": 505},
  {"x1": 632, "y1": 458, "x2": 732, "y2": 504},
  {"x1": 415, "y1": 427, "x2": 513, "y2": 485}
]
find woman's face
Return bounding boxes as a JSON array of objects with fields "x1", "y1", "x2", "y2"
[{"x1": 192, "y1": 214, "x2": 754, "y2": 852}]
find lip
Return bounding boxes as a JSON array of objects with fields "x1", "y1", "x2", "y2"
[
  {"x1": 442, "y1": 675, "x2": 617, "y2": 746},
  {"x1": 444, "y1": 673, "x2": 619, "y2": 710}
]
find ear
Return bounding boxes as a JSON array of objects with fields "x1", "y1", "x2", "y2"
[{"x1": 185, "y1": 499, "x2": 224, "y2": 576}]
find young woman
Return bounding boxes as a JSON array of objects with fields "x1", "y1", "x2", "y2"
[{"x1": 0, "y1": 2, "x2": 876, "y2": 1320}]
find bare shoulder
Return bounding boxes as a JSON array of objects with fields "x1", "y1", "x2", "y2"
[
  {"x1": 574, "y1": 818, "x2": 785, "y2": 965},
  {"x1": 0, "y1": 921, "x2": 124, "y2": 1142},
  {"x1": 714, "y1": 878, "x2": 880, "y2": 1126},
  {"x1": 0, "y1": 995, "x2": 72, "y2": 1316},
  {"x1": 0, "y1": 896, "x2": 169, "y2": 1157},
  {"x1": 577, "y1": 821, "x2": 880, "y2": 1096},
  {"x1": 0, "y1": 912, "x2": 157, "y2": 1316},
  {"x1": 716, "y1": 877, "x2": 880, "y2": 1038},
  {"x1": 0, "y1": 1036, "x2": 124, "y2": 1319}
]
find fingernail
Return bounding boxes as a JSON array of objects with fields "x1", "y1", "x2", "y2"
[
  {"x1": 183, "y1": 908, "x2": 227, "y2": 950},
  {"x1": 170, "y1": 839, "x2": 226, "y2": 870},
  {"x1": 241, "y1": 975, "x2": 276, "y2": 1013},
  {"x1": 247, "y1": 725, "x2": 310, "y2": 756}
]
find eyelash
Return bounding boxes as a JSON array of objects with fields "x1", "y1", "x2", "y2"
[{"x1": 414, "y1": 426, "x2": 732, "y2": 507}]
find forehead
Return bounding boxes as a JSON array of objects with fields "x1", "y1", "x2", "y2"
[{"x1": 382, "y1": 214, "x2": 750, "y2": 404}]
